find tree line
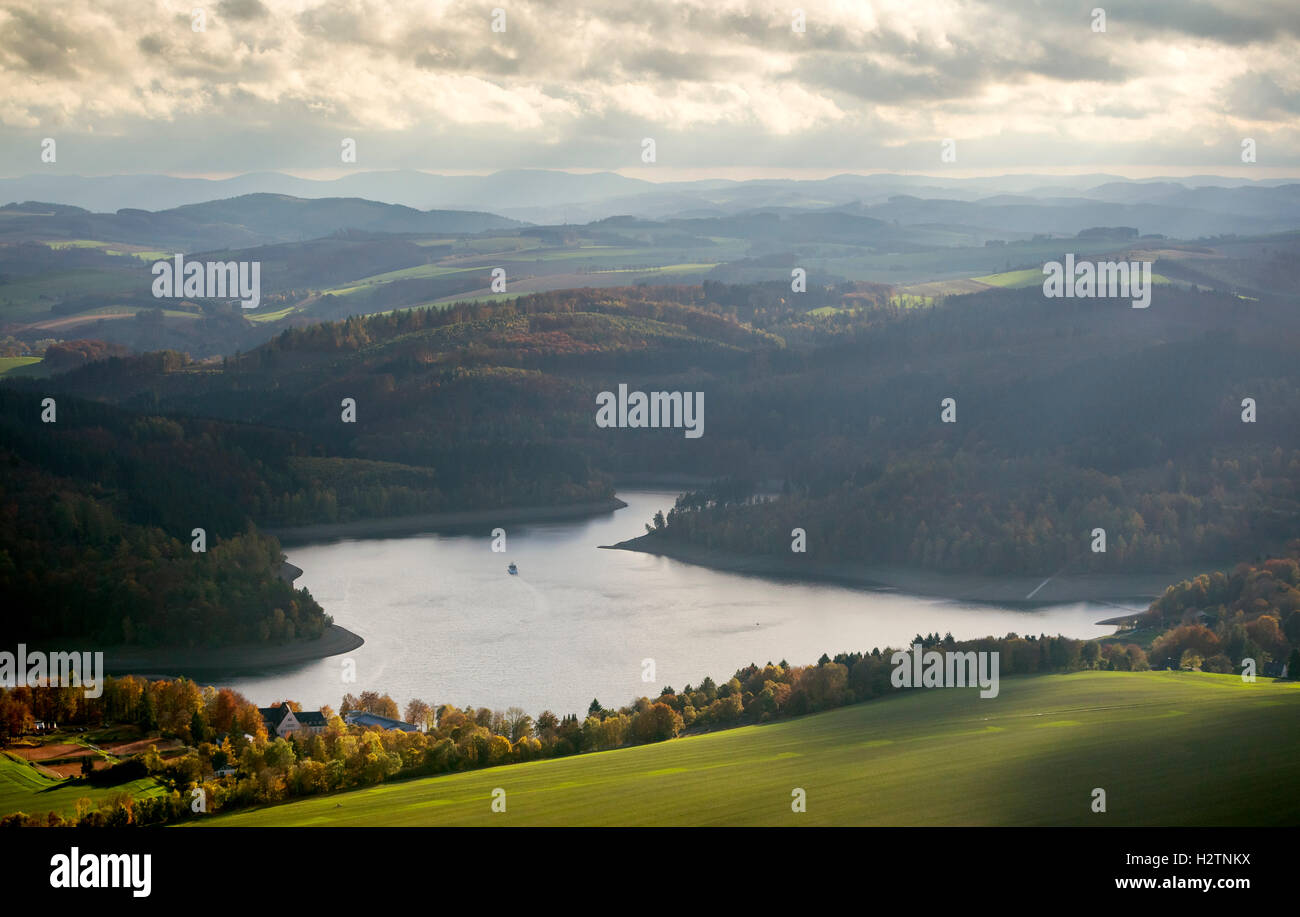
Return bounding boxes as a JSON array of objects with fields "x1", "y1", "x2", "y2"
[{"x1": 0, "y1": 632, "x2": 1071, "y2": 826}]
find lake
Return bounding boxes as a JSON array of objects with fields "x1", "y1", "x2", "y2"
[{"x1": 221, "y1": 491, "x2": 1127, "y2": 716}]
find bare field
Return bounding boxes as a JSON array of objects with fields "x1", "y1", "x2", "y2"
[{"x1": 7, "y1": 743, "x2": 92, "y2": 762}]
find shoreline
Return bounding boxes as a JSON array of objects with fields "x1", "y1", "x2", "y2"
[
  {"x1": 604, "y1": 533, "x2": 1219, "y2": 608},
  {"x1": 610, "y1": 473, "x2": 786, "y2": 492},
  {"x1": 265, "y1": 497, "x2": 628, "y2": 546},
  {"x1": 113, "y1": 498, "x2": 627, "y2": 680},
  {"x1": 99, "y1": 623, "x2": 365, "y2": 679}
]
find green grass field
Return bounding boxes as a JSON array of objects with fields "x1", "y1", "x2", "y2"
[
  {"x1": 587, "y1": 262, "x2": 720, "y2": 275},
  {"x1": 0, "y1": 268, "x2": 141, "y2": 321},
  {"x1": 973, "y1": 267, "x2": 1046, "y2": 288},
  {"x1": 973, "y1": 266, "x2": 1174, "y2": 289},
  {"x1": 431, "y1": 292, "x2": 523, "y2": 305},
  {"x1": 201, "y1": 671, "x2": 1300, "y2": 827},
  {"x1": 44, "y1": 239, "x2": 110, "y2": 250},
  {"x1": 246, "y1": 304, "x2": 301, "y2": 323},
  {"x1": 323, "y1": 263, "x2": 483, "y2": 297},
  {"x1": 453, "y1": 236, "x2": 545, "y2": 253},
  {"x1": 0, "y1": 752, "x2": 166, "y2": 821},
  {"x1": 0, "y1": 356, "x2": 42, "y2": 376},
  {"x1": 42, "y1": 240, "x2": 168, "y2": 259}
]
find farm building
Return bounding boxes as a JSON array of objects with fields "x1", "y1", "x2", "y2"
[{"x1": 259, "y1": 703, "x2": 328, "y2": 738}]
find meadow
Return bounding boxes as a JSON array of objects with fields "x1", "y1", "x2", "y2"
[
  {"x1": 0, "y1": 356, "x2": 41, "y2": 376},
  {"x1": 973, "y1": 266, "x2": 1174, "y2": 288},
  {"x1": 0, "y1": 268, "x2": 141, "y2": 321},
  {"x1": 201, "y1": 671, "x2": 1300, "y2": 827},
  {"x1": 0, "y1": 750, "x2": 166, "y2": 821}
]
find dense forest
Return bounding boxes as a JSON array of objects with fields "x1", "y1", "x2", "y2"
[
  {"x1": 1137, "y1": 546, "x2": 1300, "y2": 671},
  {"x1": 5, "y1": 277, "x2": 1299, "y2": 644},
  {"x1": 0, "y1": 379, "x2": 611, "y2": 645},
  {"x1": 643, "y1": 443, "x2": 1299, "y2": 574}
]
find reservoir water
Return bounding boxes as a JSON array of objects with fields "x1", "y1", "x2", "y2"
[{"x1": 222, "y1": 491, "x2": 1127, "y2": 716}]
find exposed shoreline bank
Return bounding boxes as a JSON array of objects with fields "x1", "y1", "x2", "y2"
[
  {"x1": 265, "y1": 497, "x2": 628, "y2": 546},
  {"x1": 99, "y1": 623, "x2": 365, "y2": 679},
  {"x1": 604, "y1": 533, "x2": 1220, "y2": 609},
  {"x1": 610, "y1": 472, "x2": 785, "y2": 492}
]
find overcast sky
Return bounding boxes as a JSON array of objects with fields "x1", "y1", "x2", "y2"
[{"x1": 2, "y1": 0, "x2": 1298, "y2": 179}]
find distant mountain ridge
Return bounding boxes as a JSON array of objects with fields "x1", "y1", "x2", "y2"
[
  {"x1": 0, "y1": 194, "x2": 520, "y2": 249},
  {"x1": 3, "y1": 170, "x2": 1298, "y2": 238}
]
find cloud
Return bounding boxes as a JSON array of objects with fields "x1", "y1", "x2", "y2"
[
  {"x1": 0, "y1": 0, "x2": 1296, "y2": 174},
  {"x1": 218, "y1": 0, "x2": 269, "y2": 21},
  {"x1": 1223, "y1": 71, "x2": 1300, "y2": 118}
]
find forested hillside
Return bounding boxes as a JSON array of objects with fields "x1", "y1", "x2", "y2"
[
  {"x1": 38, "y1": 280, "x2": 1300, "y2": 569},
  {"x1": 5, "y1": 278, "x2": 1299, "y2": 644}
]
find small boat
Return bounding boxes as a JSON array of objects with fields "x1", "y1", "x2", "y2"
[{"x1": 507, "y1": 562, "x2": 518, "y2": 575}]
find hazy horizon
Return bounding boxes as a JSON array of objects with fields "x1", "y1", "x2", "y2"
[{"x1": 5, "y1": 166, "x2": 1300, "y2": 183}]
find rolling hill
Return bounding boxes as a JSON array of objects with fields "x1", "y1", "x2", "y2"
[
  {"x1": 199, "y1": 671, "x2": 1300, "y2": 827},
  {"x1": 0, "y1": 195, "x2": 519, "y2": 251}
]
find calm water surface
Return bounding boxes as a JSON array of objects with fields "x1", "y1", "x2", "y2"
[{"x1": 222, "y1": 491, "x2": 1125, "y2": 715}]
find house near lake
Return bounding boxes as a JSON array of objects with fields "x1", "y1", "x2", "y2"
[{"x1": 259, "y1": 703, "x2": 328, "y2": 738}]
